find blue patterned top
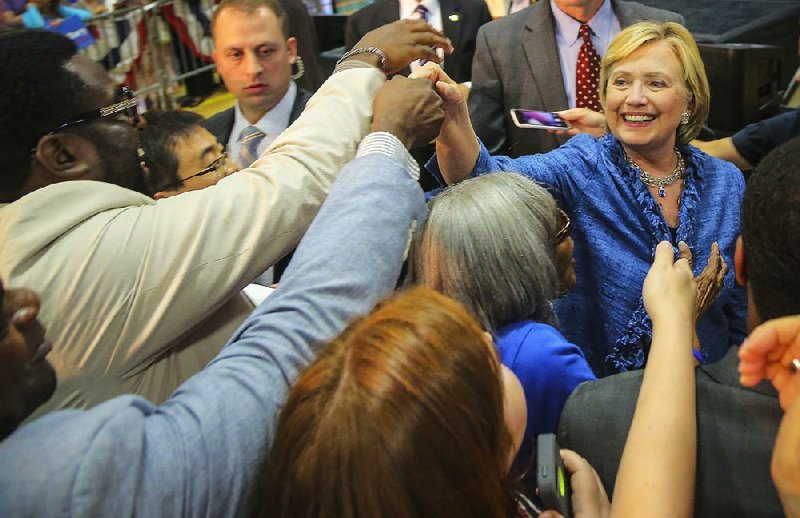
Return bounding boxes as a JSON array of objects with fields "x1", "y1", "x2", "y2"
[{"x1": 429, "y1": 133, "x2": 747, "y2": 376}]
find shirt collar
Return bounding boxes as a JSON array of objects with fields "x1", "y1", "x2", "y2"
[
  {"x1": 550, "y1": 0, "x2": 614, "y2": 48},
  {"x1": 399, "y1": 0, "x2": 440, "y2": 20},
  {"x1": 231, "y1": 81, "x2": 298, "y2": 141}
]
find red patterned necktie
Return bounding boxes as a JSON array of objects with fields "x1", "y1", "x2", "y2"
[{"x1": 575, "y1": 23, "x2": 601, "y2": 112}]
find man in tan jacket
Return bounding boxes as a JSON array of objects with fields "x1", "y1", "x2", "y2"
[{"x1": 0, "y1": 24, "x2": 450, "y2": 419}]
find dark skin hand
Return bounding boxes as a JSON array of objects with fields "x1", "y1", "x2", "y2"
[
  {"x1": 678, "y1": 240, "x2": 728, "y2": 324},
  {"x1": 346, "y1": 19, "x2": 454, "y2": 74},
  {"x1": 372, "y1": 75, "x2": 445, "y2": 150}
]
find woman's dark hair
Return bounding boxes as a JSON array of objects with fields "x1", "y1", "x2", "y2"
[{"x1": 258, "y1": 287, "x2": 515, "y2": 517}]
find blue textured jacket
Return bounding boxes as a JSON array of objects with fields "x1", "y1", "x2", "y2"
[{"x1": 431, "y1": 133, "x2": 747, "y2": 376}]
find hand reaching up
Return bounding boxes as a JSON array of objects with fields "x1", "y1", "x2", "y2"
[
  {"x1": 372, "y1": 76, "x2": 444, "y2": 149},
  {"x1": 350, "y1": 20, "x2": 453, "y2": 74},
  {"x1": 739, "y1": 315, "x2": 800, "y2": 411}
]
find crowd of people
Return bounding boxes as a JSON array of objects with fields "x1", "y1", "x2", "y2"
[{"x1": 1, "y1": 0, "x2": 800, "y2": 515}]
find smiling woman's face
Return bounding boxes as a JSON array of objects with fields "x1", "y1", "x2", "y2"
[
  {"x1": 0, "y1": 286, "x2": 56, "y2": 440},
  {"x1": 603, "y1": 41, "x2": 691, "y2": 159}
]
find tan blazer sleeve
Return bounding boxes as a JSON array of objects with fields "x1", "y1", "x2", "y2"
[{"x1": 6, "y1": 67, "x2": 384, "y2": 376}]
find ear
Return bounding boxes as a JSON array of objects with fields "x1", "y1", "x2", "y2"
[
  {"x1": 212, "y1": 47, "x2": 220, "y2": 66},
  {"x1": 33, "y1": 133, "x2": 92, "y2": 180},
  {"x1": 734, "y1": 236, "x2": 747, "y2": 287},
  {"x1": 287, "y1": 36, "x2": 298, "y2": 63}
]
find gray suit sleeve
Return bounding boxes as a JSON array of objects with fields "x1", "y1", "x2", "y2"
[{"x1": 469, "y1": 25, "x2": 511, "y2": 156}]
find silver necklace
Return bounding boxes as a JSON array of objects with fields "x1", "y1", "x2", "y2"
[{"x1": 623, "y1": 148, "x2": 685, "y2": 198}]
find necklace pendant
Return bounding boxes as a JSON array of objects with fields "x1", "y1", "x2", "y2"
[{"x1": 658, "y1": 187, "x2": 666, "y2": 197}]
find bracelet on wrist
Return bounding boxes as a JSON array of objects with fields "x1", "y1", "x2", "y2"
[
  {"x1": 335, "y1": 46, "x2": 387, "y2": 72},
  {"x1": 692, "y1": 349, "x2": 703, "y2": 364}
]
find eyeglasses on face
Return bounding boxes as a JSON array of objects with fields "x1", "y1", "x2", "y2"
[
  {"x1": 556, "y1": 208, "x2": 571, "y2": 244},
  {"x1": 161, "y1": 152, "x2": 228, "y2": 192}
]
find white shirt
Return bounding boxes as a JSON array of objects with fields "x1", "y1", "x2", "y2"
[
  {"x1": 399, "y1": 0, "x2": 444, "y2": 73},
  {"x1": 550, "y1": 0, "x2": 621, "y2": 108},
  {"x1": 227, "y1": 81, "x2": 298, "y2": 163}
]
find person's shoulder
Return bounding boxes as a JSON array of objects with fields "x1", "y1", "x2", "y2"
[
  {"x1": 689, "y1": 146, "x2": 745, "y2": 189},
  {"x1": 567, "y1": 368, "x2": 643, "y2": 407},
  {"x1": 479, "y1": 7, "x2": 531, "y2": 36},
  {"x1": 615, "y1": 0, "x2": 684, "y2": 24},
  {"x1": 348, "y1": 0, "x2": 384, "y2": 21},
  {"x1": 202, "y1": 107, "x2": 235, "y2": 141}
]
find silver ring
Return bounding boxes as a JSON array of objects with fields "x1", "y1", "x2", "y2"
[{"x1": 792, "y1": 358, "x2": 800, "y2": 373}]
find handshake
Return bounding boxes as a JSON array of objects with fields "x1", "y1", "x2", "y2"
[{"x1": 347, "y1": 20, "x2": 466, "y2": 150}]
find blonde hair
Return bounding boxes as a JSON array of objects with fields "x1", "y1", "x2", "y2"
[{"x1": 599, "y1": 21, "x2": 710, "y2": 144}]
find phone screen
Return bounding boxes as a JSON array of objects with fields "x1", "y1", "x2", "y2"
[{"x1": 511, "y1": 109, "x2": 571, "y2": 129}]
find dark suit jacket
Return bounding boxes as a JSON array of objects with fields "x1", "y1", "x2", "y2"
[
  {"x1": 344, "y1": 0, "x2": 492, "y2": 84},
  {"x1": 202, "y1": 85, "x2": 312, "y2": 281},
  {"x1": 557, "y1": 347, "x2": 784, "y2": 518},
  {"x1": 468, "y1": 0, "x2": 684, "y2": 157},
  {"x1": 202, "y1": 84, "x2": 313, "y2": 146}
]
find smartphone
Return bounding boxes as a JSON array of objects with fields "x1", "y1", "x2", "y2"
[
  {"x1": 510, "y1": 109, "x2": 571, "y2": 130},
  {"x1": 537, "y1": 434, "x2": 572, "y2": 518}
]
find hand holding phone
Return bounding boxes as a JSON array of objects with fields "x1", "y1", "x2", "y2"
[
  {"x1": 510, "y1": 109, "x2": 572, "y2": 130},
  {"x1": 537, "y1": 434, "x2": 572, "y2": 518}
]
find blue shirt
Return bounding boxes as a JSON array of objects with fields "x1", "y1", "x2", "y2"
[
  {"x1": 496, "y1": 320, "x2": 595, "y2": 460},
  {"x1": 429, "y1": 133, "x2": 748, "y2": 376},
  {"x1": 0, "y1": 153, "x2": 426, "y2": 516}
]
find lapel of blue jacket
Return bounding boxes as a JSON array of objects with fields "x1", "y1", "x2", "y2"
[{"x1": 521, "y1": 0, "x2": 570, "y2": 112}]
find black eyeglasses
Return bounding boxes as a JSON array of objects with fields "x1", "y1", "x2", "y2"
[
  {"x1": 556, "y1": 209, "x2": 571, "y2": 244},
  {"x1": 161, "y1": 152, "x2": 228, "y2": 192},
  {"x1": 37, "y1": 86, "x2": 143, "y2": 143}
]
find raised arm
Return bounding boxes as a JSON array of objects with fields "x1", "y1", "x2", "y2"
[
  {"x1": 80, "y1": 22, "x2": 450, "y2": 373},
  {"x1": 412, "y1": 63, "x2": 480, "y2": 184},
  {"x1": 611, "y1": 241, "x2": 697, "y2": 518}
]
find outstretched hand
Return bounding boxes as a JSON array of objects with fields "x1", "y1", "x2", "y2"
[
  {"x1": 372, "y1": 75, "x2": 444, "y2": 149},
  {"x1": 539, "y1": 450, "x2": 610, "y2": 518},
  {"x1": 678, "y1": 241, "x2": 728, "y2": 324},
  {"x1": 739, "y1": 315, "x2": 800, "y2": 411},
  {"x1": 409, "y1": 62, "x2": 465, "y2": 114},
  {"x1": 548, "y1": 108, "x2": 606, "y2": 138},
  {"x1": 642, "y1": 241, "x2": 696, "y2": 327},
  {"x1": 352, "y1": 20, "x2": 453, "y2": 74}
]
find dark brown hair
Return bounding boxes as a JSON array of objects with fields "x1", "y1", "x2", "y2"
[
  {"x1": 211, "y1": 0, "x2": 289, "y2": 39},
  {"x1": 257, "y1": 287, "x2": 515, "y2": 517}
]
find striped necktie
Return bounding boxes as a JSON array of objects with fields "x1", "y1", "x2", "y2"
[
  {"x1": 238, "y1": 126, "x2": 266, "y2": 168},
  {"x1": 412, "y1": 3, "x2": 431, "y2": 66}
]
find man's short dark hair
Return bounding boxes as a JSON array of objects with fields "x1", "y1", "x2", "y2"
[
  {"x1": 0, "y1": 30, "x2": 89, "y2": 202},
  {"x1": 140, "y1": 110, "x2": 205, "y2": 195},
  {"x1": 741, "y1": 135, "x2": 800, "y2": 321},
  {"x1": 211, "y1": 0, "x2": 290, "y2": 39}
]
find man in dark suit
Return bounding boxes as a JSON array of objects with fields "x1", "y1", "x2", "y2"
[
  {"x1": 557, "y1": 139, "x2": 800, "y2": 517},
  {"x1": 469, "y1": 0, "x2": 683, "y2": 157},
  {"x1": 344, "y1": 0, "x2": 491, "y2": 84},
  {"x1": 205, "y1": 0, "x2": 313, "y2": 169}
]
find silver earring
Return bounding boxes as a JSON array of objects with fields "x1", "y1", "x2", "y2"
[
  {"x1": 680, "y1": 112, "x2": 690, "y2": 125},
  {"x1": 291, "y1": 56, "x2": 305, "y2": 81}
]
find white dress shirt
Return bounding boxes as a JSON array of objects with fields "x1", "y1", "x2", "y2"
[
  {"x1": 400, "y1": 0, "x2": 444, "y2": 73},
  {"x1": 550, "y1": 0, "x2": 621, "y2": 108},
  {"x1": 227, "y1": 81, "x2": 298, "y2": 163}
]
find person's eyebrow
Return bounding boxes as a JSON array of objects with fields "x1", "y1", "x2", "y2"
[{"x1": 199, "y1": 144, "x2": 217, "y2": 163}]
